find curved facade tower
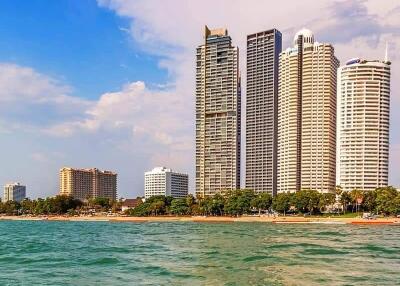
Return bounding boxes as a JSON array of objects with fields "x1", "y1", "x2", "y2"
[
  {"x1": 338, "y1": 58, "x2": 391, "y2": 192},
  {"x1": 277, "y1": 29, "x2": 339, "y2": 193}
]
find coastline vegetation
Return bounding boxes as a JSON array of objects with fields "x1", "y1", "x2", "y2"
[
  {"x1": 128, "y1": 187, "x2": 400, "y2": 217},
  {"x1": 0, "y1": 187, "x2": 399, "y2": 217}
]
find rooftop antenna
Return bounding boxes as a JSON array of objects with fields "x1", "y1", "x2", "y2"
[{"x1": 384, "y1": 41, "x2": 388, "y2": 62}]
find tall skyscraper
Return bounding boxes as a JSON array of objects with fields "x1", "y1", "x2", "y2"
[
  {"x1": 59, "y1": 167, "x2": 117, "y2": 201},
  {"x1": 196, "y1": 26, "x2": 241, "y2": 197},
  {"x1": 246, "y1": 29, "x2": 282, "y2": 195},
  {"x1": 338, "y1": 57, "x2": 391, "y2": 192},
  {"x1": 144, "y1": 167, "x2": 188, "y2": 199},
  {"x1": 277, "y1": 29, "x2": 339, "y2": 193}
]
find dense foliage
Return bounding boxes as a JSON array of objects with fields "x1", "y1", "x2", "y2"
[
  {"x1": 127, "y1": 187, "x2": 400, "y2": 217},
  {"x1": 339, "y1": 187, "x2": 400, "y2": 215},
  {"x1": 1, "y1": 187, "x2": 399, "y2": 217},
  {"x1": 0, "y1": 195, "x2": 116, "y2": 215}
]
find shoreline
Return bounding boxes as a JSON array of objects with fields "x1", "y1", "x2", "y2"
[{"x1": 0, "y1": 215, "x2": 399, "y2": 225}]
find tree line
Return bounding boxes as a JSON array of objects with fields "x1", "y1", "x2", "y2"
[
  {"x1": 128, "y1": 187, "x2": 400, "y2": 217},
  {"x1": 0, "y1": 196, "x2": 118, "y2": 215},
  {"x1": 1, "y1": 187, "x2": 399, "y2": 217}
]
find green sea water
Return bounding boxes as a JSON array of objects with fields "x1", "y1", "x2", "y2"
[{"x1": 0, "y1": 221, "x2": 399, "y2": 285}]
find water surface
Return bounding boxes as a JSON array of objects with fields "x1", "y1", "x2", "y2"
[{"x1": 0, "y1": 221, "x2": 399, "y2": 285}]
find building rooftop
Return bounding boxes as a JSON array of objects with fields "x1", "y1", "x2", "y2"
[
  {"x1": 293, "y1": 28, "x2": 314, "y2": 46},
  {"x1": 145, "y1": 166, "x2": 188, "y2": 176},
  {"x1": 344, "y1": 58, "x2": 391, "y2": 66},
  {"x1": 122, "y1": 198, "x2": 142, "y2": 208},
  {"x1": 205, "y1": 25, "x2": 227, "y2": 38},
  {"x1": 4, "y1": 182, "x2": 25, "y2": 187},
  {"x1": 60, "y1": 167, "x2": 117, "y2": 175}
]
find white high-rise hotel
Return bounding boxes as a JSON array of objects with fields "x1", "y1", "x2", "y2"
[
  {"x1": 144, "y1": 167, "x2": 188, "y2": 199},
  {"x1": 338, "y1": 57, "x2": 391, "y2": 192}
]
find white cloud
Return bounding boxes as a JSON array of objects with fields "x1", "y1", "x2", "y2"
[
  {"x1": 0, "y1": 63, "x2": 89, "y2": 107},
  {"x1": 1, "y1": 0, "x2": 400, "y2": 197},
  {"x1": 98, "y1": 0, "x2": 400, "y2": 188},
  {"x1": 0, "y1": 61, "x2": 194, "y2": 197},
  {"x1": 44, "y1": 80, "x2": 192, "y2": 150},
  {"x1": 0, "y1": 63, "x2": 91, "y2": 133}
]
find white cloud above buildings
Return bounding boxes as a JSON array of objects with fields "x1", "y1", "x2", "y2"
[
  {"x1": 0, "y1": 0, "x2": 399, "y2": 197},
  {"x1": 98, "y1": 0, "x2": 400, "y2": 187}
]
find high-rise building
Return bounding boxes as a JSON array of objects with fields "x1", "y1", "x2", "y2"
[
  {"x1": 59, "y1": 167, "x2": 117, "y2": 201},
  {"x1": 338, "y1": 57, "x2": 391, "y2": 192},
  {"x1": 246, "y1": 29, "x2": 282, "y2": 195},
  {"x1": 144, "y1": 167, "x2": 188, "y2": 199},
  {"x1": 195, "y1": 26, "x2": 241, "y2": 197},
  {"x1": 3, "y1": 183, "x2": 26, "y2": 202},
  {"x1": 277, "y1": 29, "x2": 339, "y2": 193}
]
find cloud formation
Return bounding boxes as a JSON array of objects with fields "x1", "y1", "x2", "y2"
[
  {"x1": 0, "y1": 61, "x2": 192, "y2": 197},
  {"x1": 98, "y1": 0, "x2": 400, "y2": 188},
  {"x1": 1, "y1": 0, "x2": 400, "y2": 198}
]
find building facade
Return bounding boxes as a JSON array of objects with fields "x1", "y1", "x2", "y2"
[
  {"x1": 59, "y1": 167, "x2": 117, "y2": 201},
  {"x1": 338, "y1": 58, "x2": 391, "y2": 192},
  {"x1": 277, "y1": 29, "x2": 339, "y2": 193},
  {"x1": 196, "y1": 26, "x2": 241, "y2": 197},
  {"x1": 3, "y1": 183, "x2": 26, "y2": 202},
  {"x1": 144, "y1": 167, "x2": 188, "y2": 199},
  {"x1": 246, "y1": 29, "x2": 282, "y2": 195}
]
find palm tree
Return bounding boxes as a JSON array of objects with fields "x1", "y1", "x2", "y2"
[{"x1": 350, "y1": 189, "x2": 364, "y2": 213}]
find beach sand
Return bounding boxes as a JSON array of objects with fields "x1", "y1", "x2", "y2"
[{"x1": 0, "y1": 215, "x2": 399, "y2": 225}]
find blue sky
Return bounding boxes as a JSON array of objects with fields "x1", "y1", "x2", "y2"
[
  {"x1": 0, "y1": 0, "x2": 167, "y2": 99},
  {"x1": 0, "y1": 0, "x2": 399, "y2": 199}
]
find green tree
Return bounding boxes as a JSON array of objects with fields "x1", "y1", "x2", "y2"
[
  {"x1": 0, "y1": 201, "x2": 20, "y2": 215},
  {"x1": 209, "y1": 193, "x2": 225, "y2": 216},
  {"x1": 170, "y1": 199, "x2": 189, "y2": 215},
  {"x1": 350, "y1": 189, "x2": 364, "y2": 213},
  {"x1": 251, "y1": 192, "x2": 273, "y2": 215},
  {"x1": 224, "y1": 189, "x2": 256, "y2": 216},
  {"x1": 90, "y1": 197, "x2": 111, "y2": 210},
  {"x1": 293, "y1": 189, "x2": 321, "y2": 214},
  {"x1": 361, "y1": 190, "x2": 377, "y2": 212},
  {"x1": 319, "y1": 193, "x2": 336, "y2": 212},
  {"x1": 375, "y1": 187, "x2": 398, "y2": 215},
  {"x1": 20, "y1": 199, "x2": 34, "y2": 214},
  {"x1": 129, "y1": 202, "x2": 151, "y2": 216},
  {"x1": 392, "y1": 194, "x2": 400, "y2": 215},
  {"x1": 272, "y1": 192, "x2": 292, "y2": 216},
  {"x1": 335, "y1": 185, "x2": 343, "y2": 197},
  {"x1": 340, "y1": 191, "x2": 351, "y2": 214},
  {"x1": 185, "y1": 194, "x2": 196, "y2": 210},
  {"x1": 150, "y1": 200, "x2": 165, "y2": 216}
]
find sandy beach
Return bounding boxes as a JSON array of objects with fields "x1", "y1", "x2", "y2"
[{"x1": 1, "y1": 215, "x2": 399, "y2": 225}]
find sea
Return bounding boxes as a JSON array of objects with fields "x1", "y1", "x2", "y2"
[{"x1": 0, "y1": 221, "x2": 399, "y2": 285}]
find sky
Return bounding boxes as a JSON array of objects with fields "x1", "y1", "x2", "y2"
[{"x1": 0, "y1": 0, "x2": 399, "y2": 199}]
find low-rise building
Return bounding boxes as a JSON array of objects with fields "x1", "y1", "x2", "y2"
[
  {"x1": 3, "y1": 183, "x2": 26, "y2": 203},
  {"x1": 121, "y1": 198, "x2": 143, "y2": 212},
  {"x1": 59, "y1": 167, "x2": 117, "y2": 201},
  {"x1": 144, "y1": 167, "x2": 188, "y2": 199}
]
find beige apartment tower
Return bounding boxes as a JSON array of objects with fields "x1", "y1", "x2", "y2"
[
  {"x1": 196, "y1": 26, "x2": 241, "y2": 197},
  {"x1": 59, "y1": 167, "x2": 117, "y2": 201},
  {"x1": 338, "y1": 58, "x2": 391, "y2": 192},
  {"x1": 277, "y1": 29, "x2": 339, "y2": 193}
]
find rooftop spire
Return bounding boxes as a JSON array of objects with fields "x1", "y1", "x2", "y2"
[{"x1": 384, "y1": 41, "x2": 388, "y2": 63}]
